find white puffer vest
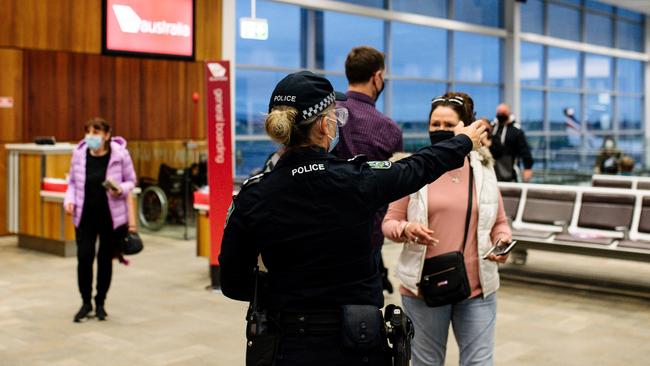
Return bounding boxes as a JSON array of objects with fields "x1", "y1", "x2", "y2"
[{"x1": 395, "y1": 150, "x2": 501, "y2": 297}]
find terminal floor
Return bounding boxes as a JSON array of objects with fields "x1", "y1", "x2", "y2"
[{"x1": 1, "y1": 235, "x2": 649, "y2": 366}]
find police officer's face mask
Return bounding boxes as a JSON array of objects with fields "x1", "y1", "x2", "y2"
[{"x1": 325, "y1": 118, "x2": 339, "y2": 152}]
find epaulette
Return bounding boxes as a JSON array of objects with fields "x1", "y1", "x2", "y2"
[{"x1": 241, "y1": 172, "x2": 265, "y2": 188}]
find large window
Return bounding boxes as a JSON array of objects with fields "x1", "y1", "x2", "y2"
[
  {"x1": 234, "y1": 0, "x2": 505, "y2": 178},
  {"x1": 454, "y1": 0, "x2": 502, "y2": 28},
  {"x1": 235, "y1": 0, "x2": 301, "y2": 67},
  {"x1": 520, "y1": 40, "x2": 645, "y2": 171},
  {"x1": 390, "y1": 22, "x2": 447, "y2": 79},
  {"x1": 234, "y1": 0, "x2": 645, "y2": 178},
  {"x1": 453, "y1": 32, "x2": 502, "y2": 84},
  {"x1": 322, "y1": 12, "x2": 384, "y2": 71},
  {"x1": 392, "y1": 0, "x2": 447, "y2": 18},
  {"x1": 520, "y1": 0, "x2": 645, "y2": 52}
]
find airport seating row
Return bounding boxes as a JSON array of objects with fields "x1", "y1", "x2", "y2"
[{"x1": 499, "y1": 181, "x2": 650, "y2": 263}]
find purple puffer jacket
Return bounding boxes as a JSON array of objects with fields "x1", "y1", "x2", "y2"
[{"x1": 64, "y1": 137, "x2": 136, "y2": 229}]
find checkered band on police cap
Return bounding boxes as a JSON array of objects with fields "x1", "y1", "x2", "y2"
[{"x1": 268, "y1": 71, "x2": 346, "y2": 124}]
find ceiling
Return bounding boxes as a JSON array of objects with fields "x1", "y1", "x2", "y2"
[{"x1": 598, "y1": 0, "x2": 650, "y2": 15}]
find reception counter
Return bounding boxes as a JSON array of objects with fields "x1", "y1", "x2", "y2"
[{"x1": 6, "y1": 143, "x2": 76, "y2": 256}]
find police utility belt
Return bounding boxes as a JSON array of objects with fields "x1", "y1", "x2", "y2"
[{"x1": 245, "y1": 268, "x2": 414, "y2": 366}]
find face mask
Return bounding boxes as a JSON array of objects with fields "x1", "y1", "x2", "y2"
[
  {"x1": 429, "y1": 130, "x2": 455, "y2": 145},
  {"x1": 325, "y1": 119, "x2": 339, "y2": 152},
  {"x1": 85, "y1": 134, "x2": 103, "y2": 151},
  {"x1": 374, "y1": 74, "x2": 385, "y2": 102},
  {"x1": 496, "y1": 114, "x2": 509, "y2": 124}
]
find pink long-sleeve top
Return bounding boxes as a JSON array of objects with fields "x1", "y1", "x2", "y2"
[{"x1": 382, "y1": 159, "x2": 511, "y2": 298}]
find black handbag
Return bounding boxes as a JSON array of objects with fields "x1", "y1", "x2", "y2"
[
  {"x1": 417, "y1": 160, "x2": 473, "y2": 307},
  {"x1": 121, "y1": 231, "x2": 144, "y2": 255}
]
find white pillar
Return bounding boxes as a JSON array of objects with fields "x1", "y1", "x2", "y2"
[{"x1": 503, "y1": 0, "x2": 521, "y2": 119}]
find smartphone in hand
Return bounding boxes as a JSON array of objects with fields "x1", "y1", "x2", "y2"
[
  {"x1": 102, "y1": 179, "x2": 120, "y2": 191},
  {"x1": 482, "y1": 239, "x2": 518, "y2": 260}
]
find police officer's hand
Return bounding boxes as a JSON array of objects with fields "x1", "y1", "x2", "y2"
[
  {"x1": 454, "y1": 121, "x2": 487, "y2": 150},
  {"x1": 402, "y1": 222, "x2": 439, "y2": 246}
]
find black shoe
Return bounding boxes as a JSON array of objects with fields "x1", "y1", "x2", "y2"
[
  {"x1": 74, "y1": 303, "x2": 93, "y2": 323},
  {"x1": 95, "y1": 305, "x2": 108, "y2": 321}
]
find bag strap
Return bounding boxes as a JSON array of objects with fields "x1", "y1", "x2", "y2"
[{"x1": 460, "y1": 157, "x2": 473, "y2": 252}]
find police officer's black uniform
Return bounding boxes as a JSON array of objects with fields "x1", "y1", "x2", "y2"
[{"x1": 219, "y1": 71, "x2": 474, "y2": 366}]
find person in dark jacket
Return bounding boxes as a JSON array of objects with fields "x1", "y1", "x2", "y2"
[
  {"x1": 594, "y1": 136, "x2": 623, "y2": 174},
  {"x1": 64, "y1": 118, "x2": 136, "y2": 322},
  {"x1": 491, "y1": 103, "x2": 534, "y2": 182},
  {"x1": 218, "y1": 71, "x2": 485, "y2": 366}
]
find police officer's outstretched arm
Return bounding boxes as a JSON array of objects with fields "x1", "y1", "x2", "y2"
[
  {"x1": 370, "y1": 121, "x2": 484, "y2": 206},
  {"x1": 219, "y1": 200, "x2": 258, "y2": 301}
]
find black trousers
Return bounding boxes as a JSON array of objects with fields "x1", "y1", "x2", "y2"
[{"x1": 75, "y1": 213, "x2": 123, "y2": 305}]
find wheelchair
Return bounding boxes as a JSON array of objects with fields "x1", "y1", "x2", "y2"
[{"x1": 138, "y1": 162, "x2": 207, "y2": 231}]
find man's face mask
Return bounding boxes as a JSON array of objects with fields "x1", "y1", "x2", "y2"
[
  {"x1": 496, "y1": 114, "x2": 509, "y2": 124},
  {"x1": 374, "y1": 72, "x2": 385, "y2": 102}
]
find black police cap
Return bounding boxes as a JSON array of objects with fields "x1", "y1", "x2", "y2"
[{"x1": 268, "y1": 71, "x2": 347, "y2": 124}]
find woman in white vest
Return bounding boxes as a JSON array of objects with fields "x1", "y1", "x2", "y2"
[{"x1": 382, "y1": 92, "x2": 512, "y2": 366}]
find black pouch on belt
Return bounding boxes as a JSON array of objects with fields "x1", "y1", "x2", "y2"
[
  {"x1": 246, "y1": 333, "x2": 280, "y2": 366},
  {"x1": 340, "y1": 305, "x2": 383, "y2": 350}
]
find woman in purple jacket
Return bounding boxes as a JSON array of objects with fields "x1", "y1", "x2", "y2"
[{"x1": 64, "y1": 118, "x2": 136, "y2": 322}]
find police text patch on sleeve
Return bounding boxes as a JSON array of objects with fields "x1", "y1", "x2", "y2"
[{"x1": 367, "y1": 161, "x2": 392, "y2": 170}]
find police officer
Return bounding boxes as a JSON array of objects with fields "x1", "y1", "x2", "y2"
[{"x1": 219, "y1": 71, "x2": 485, "y2": 366}]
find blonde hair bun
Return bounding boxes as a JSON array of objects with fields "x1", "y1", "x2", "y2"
[{"x1": 265, "y1": 106, "x2": 298, "y2": 145}]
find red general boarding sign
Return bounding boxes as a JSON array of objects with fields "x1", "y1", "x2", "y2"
[
  {"x1": 105, "y1": 0, "x2": 194, "y2": 57},
  {"x1": 205, "y1": 61, "x2": 233, "y2": 271}
]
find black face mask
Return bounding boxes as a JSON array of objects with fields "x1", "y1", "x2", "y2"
[
  {"x1": 496, "y1": 114, "x2": 509, "y2": 124},
  {"x1": 374, "y1": 75, "x2": 385, "y2": 102},
  {"x1": 429, "y1": 130, "x2": 455, "y2": 145}
]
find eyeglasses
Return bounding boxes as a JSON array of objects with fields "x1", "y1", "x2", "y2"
[
  {"x1": 431, "y1": 96, "x2": 464, "y2": 106},
  {"x1": 325, "y1": 107, "x2": 349, "y2": 127}
]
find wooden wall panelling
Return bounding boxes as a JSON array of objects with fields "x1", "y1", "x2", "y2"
[
  {"x1": 191, "y1": 62, "x2": 207, "y2": 140},
  {"x1": 19, "y1": 155, "x2": 42, "y2": 237},
  {"x1": 113, "y1": 58, "x2": 142, "y2": 140},
  {"x1": 0, "y1": 48, "x2": 23, "y2": 142},
  {"x1": 24, "y1": 51, "x2": 70, "y2": 141},
  {"x1": 0, "y1": 0, "x2": 18, "y2": 47},
  {"x1": 195, "y1": 0, "x2": 222, "y2": 61},
  {"x1": 16, "y1": 0, "x2": 101, "y2": 53},
  {"x1": 25, "y1": 50, "x2": 209, "y2": 142}
]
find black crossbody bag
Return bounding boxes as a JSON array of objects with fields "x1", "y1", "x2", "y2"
[{"x1": 417, "y1": 162, "x2": 473, "y2": 307}]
